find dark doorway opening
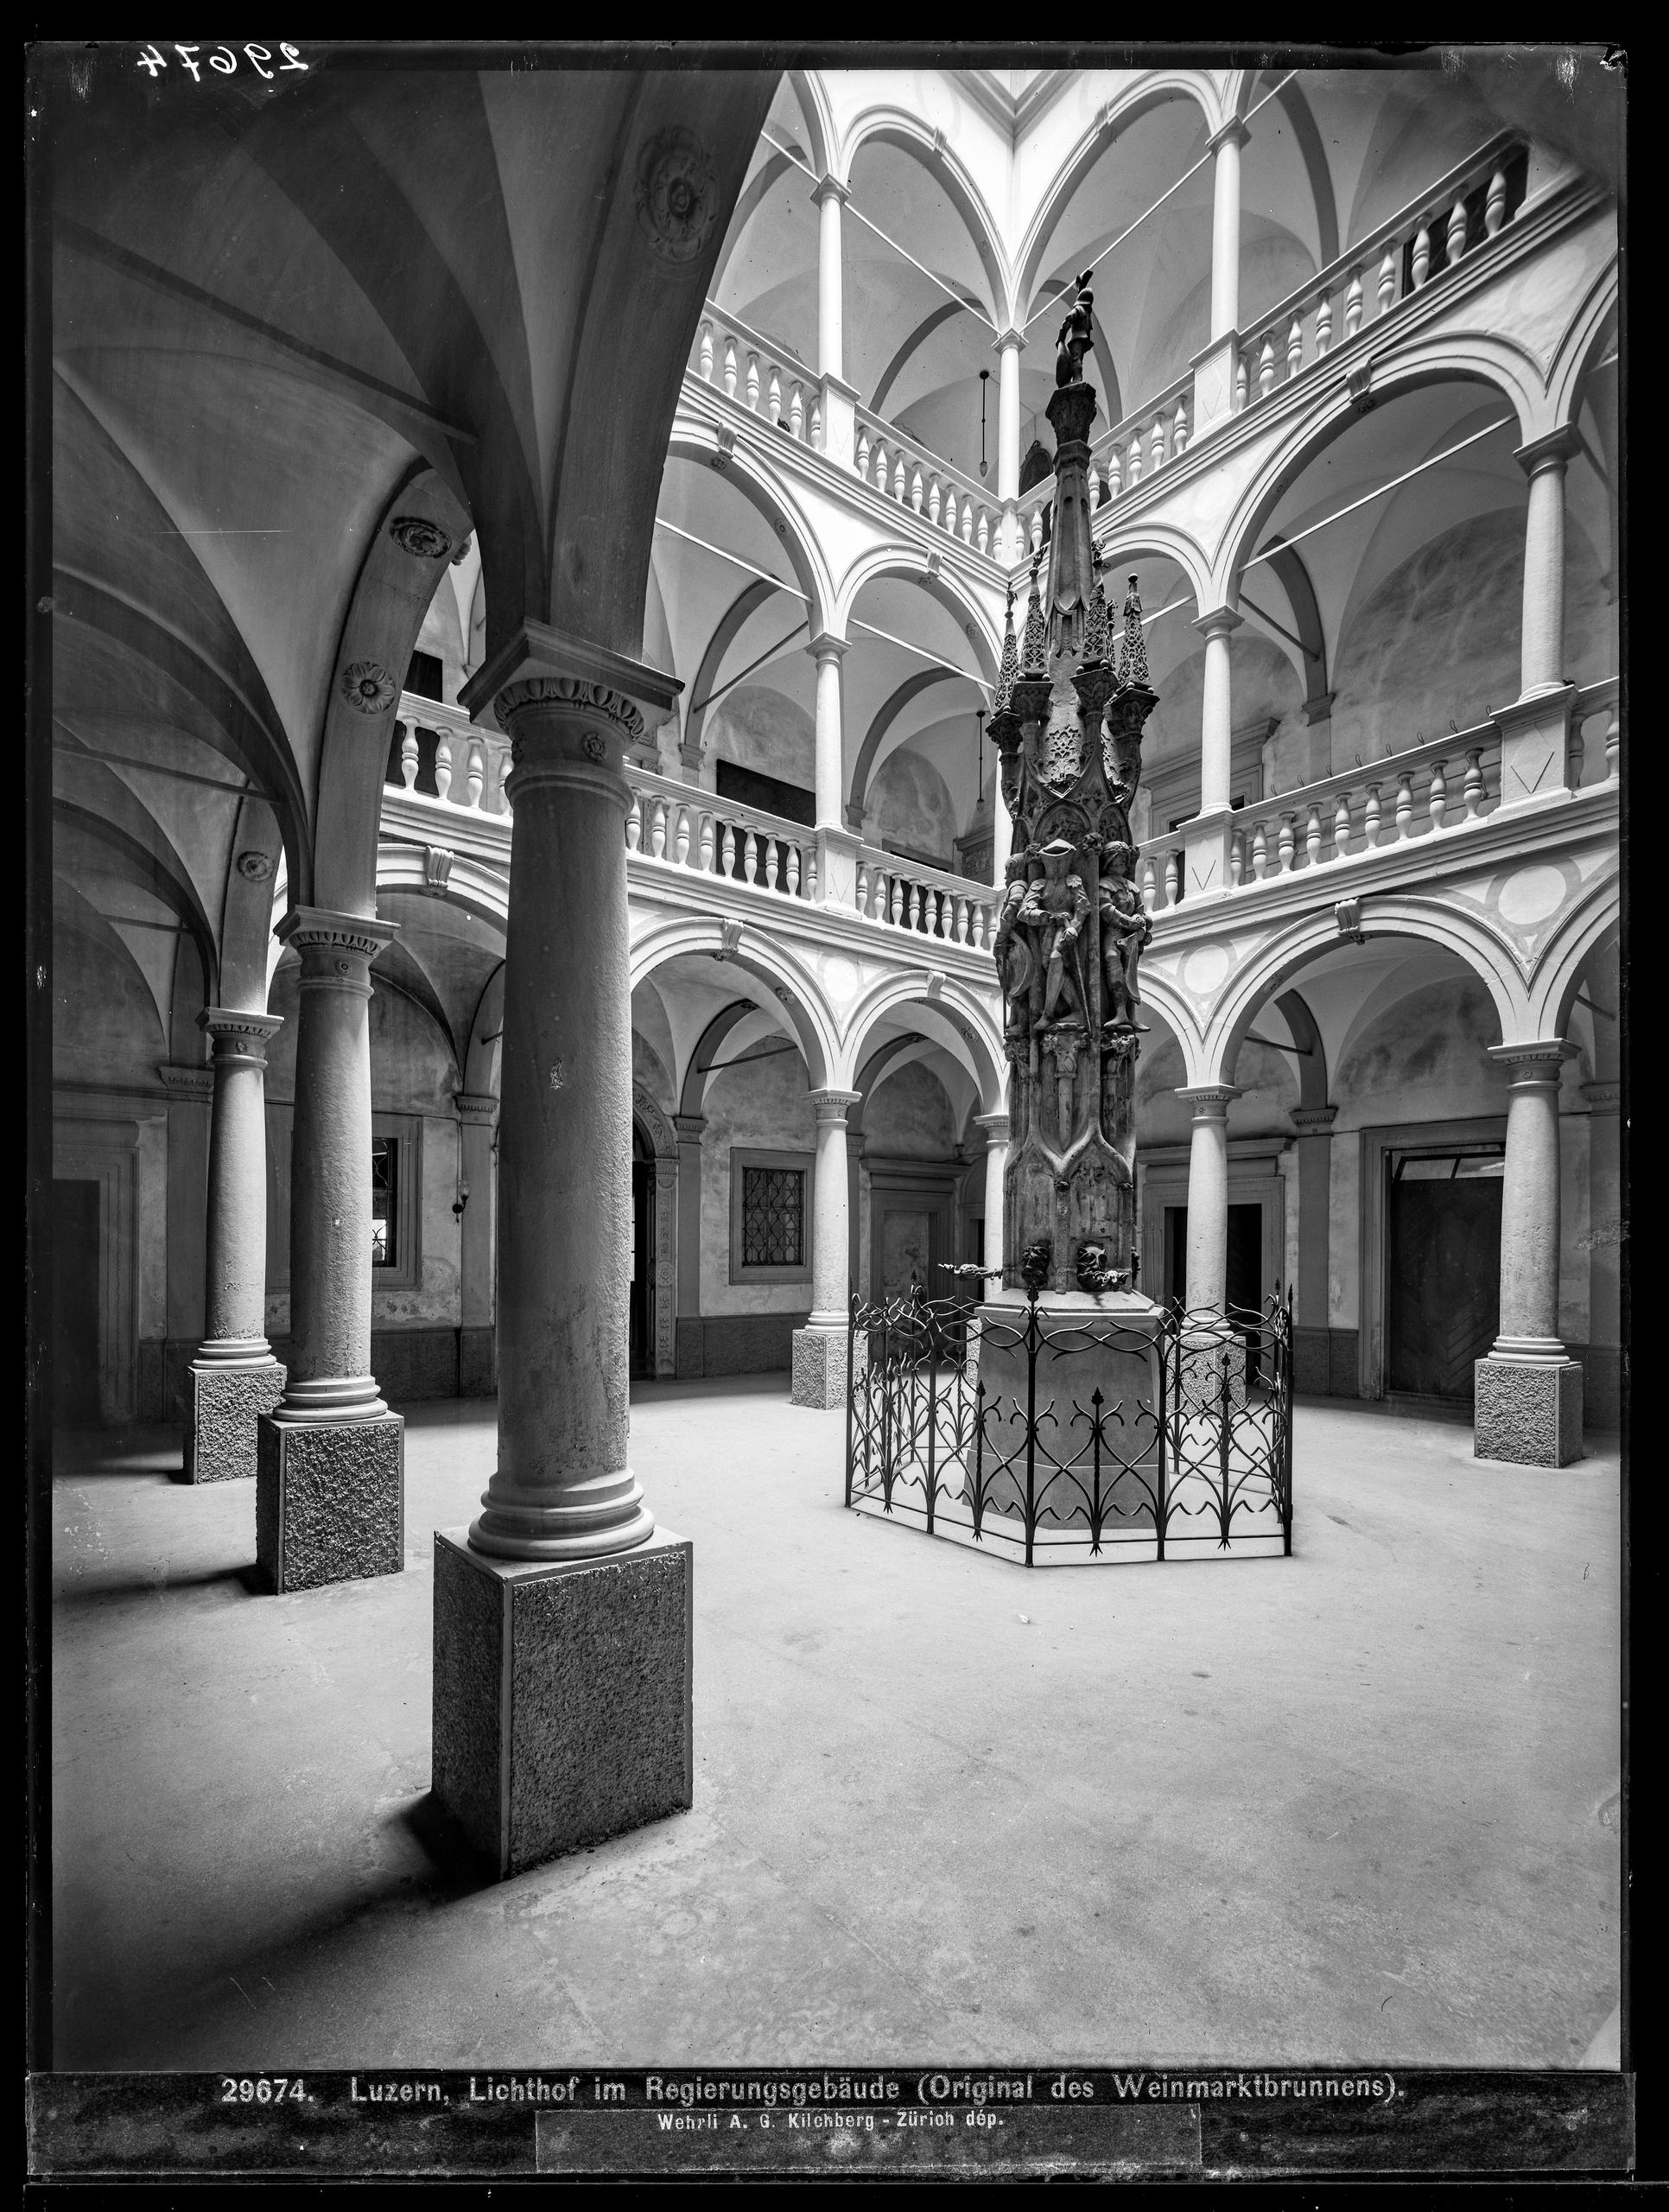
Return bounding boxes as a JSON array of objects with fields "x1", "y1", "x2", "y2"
[
  {"x1": 1164, "y1": 1201, "x2": 1262, "y2": 1311},
  {"x1": 629, "y1": 1133, "x2": 653, "y2": 1381},
  {"x1": 1387, "y1": 1149, "x2": 1503, "y2": 1402},
  {"x1": 53, "y1": 1179, "x2": 101, "y2": 1426}
]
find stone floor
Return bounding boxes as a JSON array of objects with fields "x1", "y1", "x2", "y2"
[{"x1": 51, "y1": 1385, "x2": 1621, "y2": 2071}]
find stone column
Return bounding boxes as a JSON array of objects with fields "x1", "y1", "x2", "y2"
[
  {"x1": 1288, "y1": 1103, "x2": 1337, "y2": 1396},
  {"x1": 995, "y1": 327, "x2": 1025, "y2": 563},
  {"x1": 257, "y1": 912, "x2": 403, "y2": 1591},
  {"x1": 673, "y1": 1113, "x2": 705, "y2": 1377},
  {"x1": 814, "y1": 175, "x2": 860, "y2": 469},
  {"x1": 974, "y1": 1111, "x2": 1010, "y2": 1283},
  {"x1": 1475, "y1": 1040, "x2": 1584, "y2": 1465},
  {"x1": 1185, "y1": 609, "x2": 1242, "y2": 897},
  {"x1": 1178, "y1": 1085, "x2": 1241, "y2": 1310},
  {"x1": 810, "y1": 634, "x2": 860, "y2": 909},
  {"x1": 185, "y1": 1008, "x2": 285, "y2": 1482},
  {"x1": 792, "y1": 1088, "x2": 863, "y2": 1408},
  {"x1": 432, "y1": 652, "x2": 692, "y2": 1880},
  {"x1": 454, "y1": 1090, "x2": 497, "y2": 1396},
  {"x1": 1190, "y1": 119, "x2": 1247, "y2": 437},
  {"x1": 1494, "y1": 428, "x2": 1582, "y2": 805}
]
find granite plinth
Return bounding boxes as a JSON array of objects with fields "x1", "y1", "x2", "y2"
[
  {"x1": 790, "y1": 1326, "x2": 847, "y2": 1409},
  {"x1": 972, "y1": 1294, "x2": 1163, "y2": 1525},
  {"x1": 183, "y1": 1359, "x2": 285, "y2": 1484},
  {"x1": 1474, "y1": 1357, "x2": 1585, "y2": 1467},
  {"x1": 432, "y1": 1526, "x2": 694, "y2": 1880},
  {"x1": 255, "y1": 1413, "x2": 405, "y2": 1592}
]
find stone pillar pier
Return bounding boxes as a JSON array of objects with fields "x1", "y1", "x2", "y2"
[
  {"x1": 1494, "y1": 428, "x2": 1582, "y2": 806},
  {"x1": 454, "y1": 1090, "x2": 497, "y2": 1396},
  {"x1": 1177, "y1": 1084, "x2": 1244, "y2": 1408},
  {"x1": 1289, "y1": 1103, "x2": 1337, "y2": 1395},
  {"x1": 432, "y1": 647, "x2": 692, "y2": 1880},
  {"x1": 1475, "y1": 1040, "x2": 1584, "y2": 1465},
  {"x1": 673, "y1": 1113, "x2": 705, "y2": 1377},
  {"x1": 995, "y1": 327, "x2": 1025, "y2": 563},
  {"x1": 809, "y1": 635, "x2": 861, "y2": 910},
  {"x1": 813, "y1": 175, "x2": 860, "y2": 469},
  {"x1": 1190, "y1": 119, "x2": 1247, "y2": 437},
  {"x1": 974, "y1": 1111, "x2": 1010, "y2": 1284},
  {"x1": 1185, "y1": 609, "x2": 1242, "y2": 898},
  {"x1": 185, "y1": 1007, "x2": 285, "y2": 1482},
  {"x1": 792, "y1": 1088, "x2": 863, "y2": 1408},
  {"x1": 257, "y1": 912, "x2": 403, "y2": 1590}
]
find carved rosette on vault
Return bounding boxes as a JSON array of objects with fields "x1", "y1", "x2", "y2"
[{"x1": 987, "y1": 269, "x2": 1159, "y2": 1297}]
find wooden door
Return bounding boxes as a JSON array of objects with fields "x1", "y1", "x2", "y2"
[{"x1": 1387, "y1": 1179, "x2": 1501, "y2": 1399}]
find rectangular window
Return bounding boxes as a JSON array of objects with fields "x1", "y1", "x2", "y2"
[
  {"x1": 742, "y1": 1165, "x2": 803, "y2": 1267},
  {"x1": 371, "y1": 1137, "x2": 398, "y2": 1266}
]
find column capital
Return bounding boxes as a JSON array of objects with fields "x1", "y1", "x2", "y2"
[
  {"x1": 1514, "y1": 425, "x2": 1582, "y2": 480},
  {"x1": 457, "y1": 618, "x2": 682, "y2": 736},
  {"x1": 993, "y1": 327, "x2": 1027, "y2": 355},
  {"x1": 1177, "y1": 1084, "x2": 1242, "y2": 1116},
  {"x1": 1208, "y1": 118, "x2": 1251, "y2": 155},
  {"x1": 1193, "y1": 607, "x2": 1243, "y2": 642},
  {"x1": 156, "y1": 1060, "x2": 216, "y2": 1100},
  {"x1": 1290, "y1": 1104, "x2": 1339, "y2": 1133},
  {"x1": 1488, "y1": 1039, "x2": 1580, "y2": 1076},
  {"x1": 974, "y1": 1111, "x2": 1012, "y2": 1141},
  {"x1": 1580, "y1": 1080, "x2": 1621, "y2": 1115},
  {"x1": 809, "y1": 1088, "x2": 863, "y2": 1123},
  {"x1": 199, "y1": 1006, "x2": 283, "y2": 1046},
  {"x1": 806, "y1": 631, "x2": 850, "y2": 664},
  {"x1": 1298, "y1": 689, "x2": 1336, "y2": 727},
  {"x1": 275, "y1": 906, "x2": 397, "y2": 968},
  {"x1": 811, "y1": 171, "x2": 850, "y2": 207},
  {"x1": 454, "y1": 1090, "x2": 498, "y2": 1125},
  {"x1": 672, "y1": 1113, "x2": 708, "y2": 1143}
]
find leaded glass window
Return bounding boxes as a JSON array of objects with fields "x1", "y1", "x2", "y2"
[
  {"x1": 741, "y1": 1165, "x2": 803, "y2": 1268},
  {"x1": 371, "y1": 1137, "x2": 398, "y2": 1266}
]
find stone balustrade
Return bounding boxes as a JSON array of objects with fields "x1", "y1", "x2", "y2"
[
  {"x1": 390, "y1": 695, "x2": 512, "y2": 817},
  {"x1": 625, "y1": 766, "x2": 821, "y2": 902},
  {"x1": 1019, "y1": 368, "x2": 1196, "y2": 555},
  {"x1": 690, "y1": 302, "x2": 822, "y2": 448},
  {"x1": 1233, "y1": 136, "x2": 1529, "y2": 416},
  {"x1": 850, "y1": 407, "x2": 999, "y2": 556},
  {"x1": 854, "y1": 842, "x2": 998, "y2": 948}
]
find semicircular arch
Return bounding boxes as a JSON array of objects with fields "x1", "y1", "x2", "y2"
[
  {"x1": 628, "y1": 915, "x2": 839, "y2": 1090},
  {"x1": 665, "y1": 419, "x2": 837, "y2": 636},
  {"x1": 835, "y1": 109, "x2": 1011, "y2": 326},
  {"x1": 1527, "y1": 874, "x2": 1621, "y2": 1040},
  {"x1": 835, "y1": 546, "x2": 1001, "y2": 681},
  {"x1": 837, "y1": 969, "x2": 1005, "y2": 1110}
]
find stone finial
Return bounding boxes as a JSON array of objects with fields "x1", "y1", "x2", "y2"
[
  {"x1": 994, "y1": 583, "x2": 1019, "y2": 712},
  {"x1": 1116, "y1": 574, "x2": 1149, "y2": 690},
  {"x1": 1082, "y1": 544, "x2": 1109, "y2": 668},
  {"x1": 1021, "y1": 552, "x2": 1048, "y2": 677}
]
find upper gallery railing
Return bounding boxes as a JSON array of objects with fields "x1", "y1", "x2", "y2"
[{"x1": 389, "y1": 694, "x2": 511, "y2": 816}]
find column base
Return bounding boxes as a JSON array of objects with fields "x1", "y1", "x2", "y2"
[
  {"x1": 791, "y1": 1325, "x2": 848, "y2": 1408},
  {"x1": 1474, "y1": 1356, "x2": 1584, "y2": 1467},
  {"x1": 183, "y1": 1357, "x2": 286, "y2": 1484},
  {"x1": 255, "y1": 1412, "x2": 405, "y2": 1592},
  {"x1": 431, "y1": 1526, "x2": 694, "y2": 1880}
]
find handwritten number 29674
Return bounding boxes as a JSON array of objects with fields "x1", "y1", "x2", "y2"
[{"x1": 136, "y1": 44, "x2": 307, "y2": 80}]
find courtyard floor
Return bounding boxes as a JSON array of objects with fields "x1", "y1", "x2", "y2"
[{"x1": 51, "y1": 1385, "x2": 1621, "y2": 2071}]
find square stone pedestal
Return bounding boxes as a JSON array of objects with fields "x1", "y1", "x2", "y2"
[
  {"x1": 432, "y1": 1528, "x2": 694, "y2": 1880},
  {"x1": 184, "y1": 1360, "x2": 285, "y2": 1484},
  {"x1": 1177, "y1": 1328, "x2": 1249, "y2": 1415},
  {"x1": 1474, "y1": 1357, "x2": 1584, "y2": 1466},
  {"x1": 791, "y1": 1325, "x2": 848, "y2": 1408},
  {"x1": 255, "y1": 1413, "x2": 405, "y2": 1592},
  {"x1": 974, "y1": 1294, "x2": 1164, "y2": 1525}
]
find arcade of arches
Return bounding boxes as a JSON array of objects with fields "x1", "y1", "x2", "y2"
[{"x1": 37, "y1": 51, "x2": 1623, "y2": 2071}]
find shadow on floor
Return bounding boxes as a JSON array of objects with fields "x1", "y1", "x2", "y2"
[{"x1": 54, "y1": 1562, "x2": 269, "y2": 1608}]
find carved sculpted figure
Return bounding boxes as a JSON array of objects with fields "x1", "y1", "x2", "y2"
[
  {"x1": 1097, "y1": 842, "x2": 1151, "y2": 1031},
  {"x1": 991, "y1": 861, "x2": 1035, "y2": 1047},
  {"x1": 1055, "y1": 268, "x2": 1095, "y2": 389},
  {"x1": 1017, "y1": 839, "x2": 1090, "y2": 1030}
]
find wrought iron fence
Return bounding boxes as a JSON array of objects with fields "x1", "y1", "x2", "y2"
[{"x1": 845, "y1": 1282, "x2": 1293, "y2": 1566}]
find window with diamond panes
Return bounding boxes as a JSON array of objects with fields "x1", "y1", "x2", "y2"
[{"x1": 741, "y1": 1165, "x2": 803, "y2": 1268}]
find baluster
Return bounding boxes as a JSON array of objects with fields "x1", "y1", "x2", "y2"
[
  {"x1": 1030, "y1": 507, "x2": 1044, "y2": 550},
  {"x1": 1411, "y1": 221, "x2": 1431, "y2": 289},
  {"x1": 745, "y1": 351, "x2": 760, "y2": 410},
  {"x1": 1394, "y1": 771, "x2": 1414, "y2": 839},
  {"x1": 1142, "y1": 857, "x2": 1158, "y2": 906},
  {"x1": 722, "y1": 337, "x2": 738, "y2": 397},
  {"x1": 1172, "y1": 397, "x2": 1189, "y2": 455},
  {"x1": 786, "y1": 842, "x2": 801, "y2": 897},
  {"x1": 805, "y1": 849, "x2": 817, "y2": 901},
  {"x1": 1259, "y1": 334, "x2": 1276, "y2": 397},
  {"x1": 890, "y1": 875, "x2": 904, "y2": 926},
  {"x1": 495, "y1": 750, "x2": 512, "y2": 817},
  {"x1": 853, "y1": 858, "x2": 868, "y2": 915},
  {"x1": 1304, "y1": 804, "x2": 1323, "y2": 868},
  {"x1": 961, "y1": 499, "x2": 974, "y2": 544},
  {"x1": 950, "y1": 896, "x2": 965, "y2": 944},
  {"x1": 1333, "y1": 791, "x2": 1351, "y2": 856},
  {"x1": 1286, "y1": 315, "x2": 1304, "y2": 379},
  {"x1": 1228, "y1": 832, "x2": 1243, "y2": 887},
  {"x1": 1428, "y1": 757, "x2": 1449, "y2": 830},
  {"x1": 1234, "y1": 354, "x2": 1249, "y2": 410},
  {"x1": 434, "y1": 731, "x2": 452, "y2": 802},
  {"x1": 1463, "y1": 750, "x2": 1485, "y2": 818},
  {"x1": 1277, "y1": 811, "x2": 1297, "y2": 873},
  {"x1": 911, "y1": 882, "x2": 926, "y2": 931},
  {"x1": 976, "y1": 507, "x2": 989, "y2": 555},
  {"x1": 720, "y1": 819, "x2": 735, "y2": 879},
  {"x1": 399, "y1": 720, "x2": 418, "y2": 789},
  {"x1": 765, "y1": 365, "x2": 781, "y2": 423},
  {"x1": 1126, "y1": 436, "x2": 1141, "y2": 486},
  {"x1": 1377, "y1": 248, "x2": 1397, "y2": 316},
  {"x1": 979, "y1": 904, "x2": 994, "y2": 950},
  {"x1": 1107, "y1": 445, "x2": 1122, "y2": 497},
  {"x1": 789, "y1": 380, "x2": 804, "y2": 439},
  {"x1": 855, "y1": 427, "x2": 870, "y2": 476},
  {"x1": 699, "y1": 811, "x2": 715, "y2": 874},
  {"x1": 1604, "y1": 709, "x2": 1621, "y2": 781},
  {"x1": 673, "y1": 804, "x2": 691, "y2": 867},
  {"x1": 943, "y1": 488, "x2": 958, "y2": 537},
  {"x1": 1485, "y1": 167, "x2": 1507, "y2": 238},
  {"x1": 1167, "y1": 850, "x2": 1184, "y2": 906},
  {"x1": 1251, "y1": 822, "x2": 1268, "y2": 880},
  {"x1": 698, "y1": 321, "x2": 714, "y2": 381},
  {"x1": 1150, "y1": 416, "x2": 1165, "y2": 473},
  {"x1": 649, "y1": 798, "x2": 667, "y2": 860},
  {"x1": 910, "y1": 464, "x2": 924, "y2": 513},
  {"x1": 466, "y1": 740, "x2": 484, "y2": 810},
  {"x1": 893, "y1": 454, "x2": 908, "y2": 502},
  {"x1": 1343, "y1": 269, "x2": 1363, "y2": 339},
  {"x1": 1315, "y1": 291, "x2": 1333, "y2": 358},
  {"x1": 625, "y1": 793, "x2": 643, "y2": 852},
  {"x1": 1363, "y1": 783, "x2": 1381, "y2": 847},
  {"x1": 928, "y1": 475, "x2": 942, "y2": 527},
  {"x1": 1446, "y1": 197, "x2": 1468, "y2": 264},
  {"x1": 743, "y1": 828, "x2": 760, "y2": 886},
  {"x1": 765, "y1": 836, "x2": 779, "y2": 892},
  {"x1": 809, "y1": 397, "x2": 822, "y2": 449}
]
